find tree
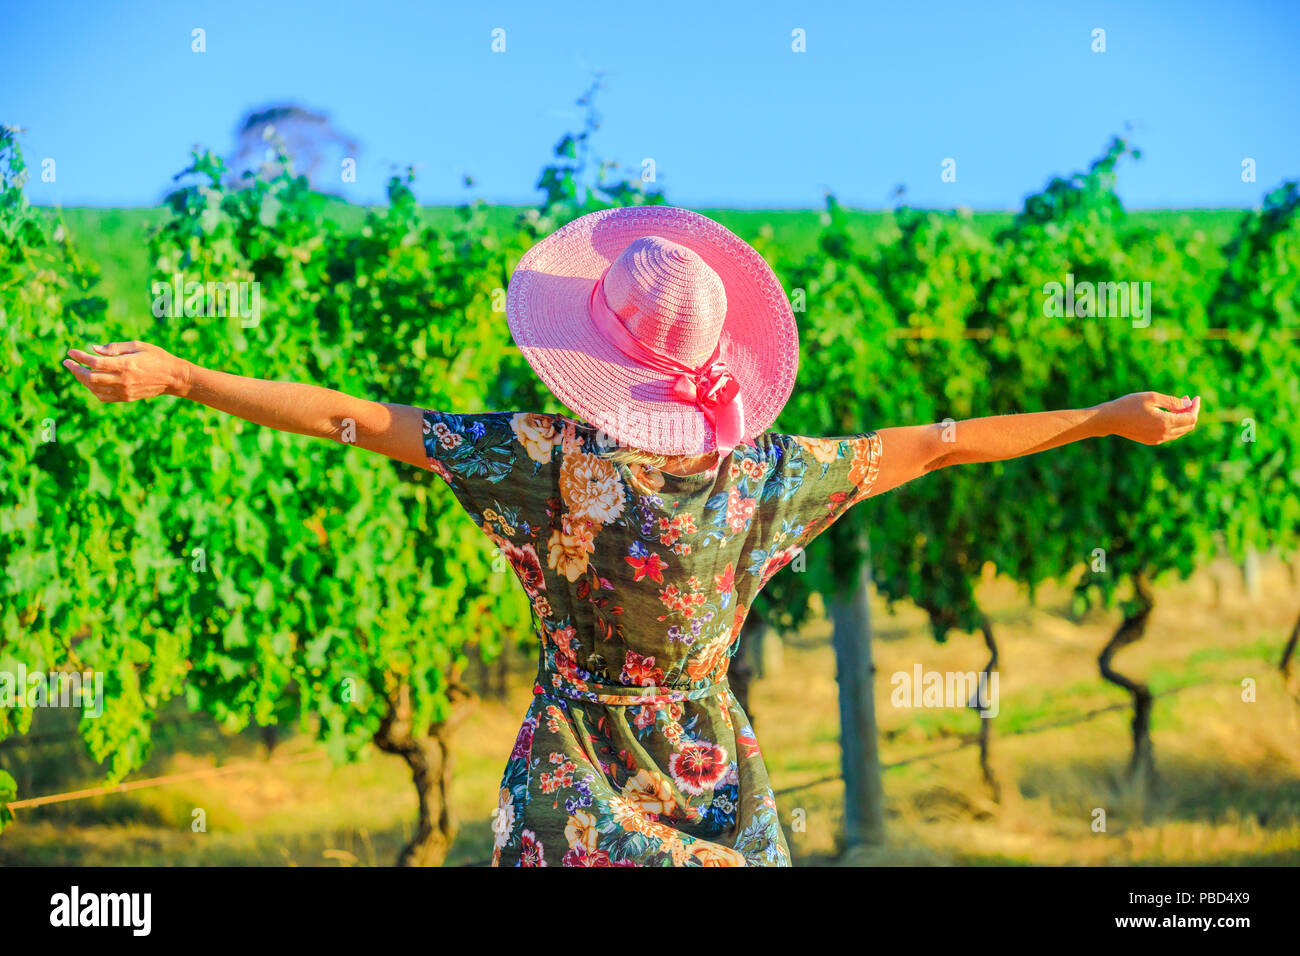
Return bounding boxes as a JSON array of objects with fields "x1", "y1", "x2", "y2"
[
  {"x1": 768, "y1": 195, "x2": 905, "y2": 848},
  {"x1": 1204, "y1": 182, "x2": 1300, "y2": 701},
  {"x1": 863, "y1": 204, "x2": 1007, "y2": 800},
  {"x1": 0, "y1": 128, "x2": 115, "y2": 830},
  {"x1": 985, "y1": 139, "x2": 1221, "y2": 789},
  {"x1": 226, "y1": 104, "x2": 360, "y2": 194}
]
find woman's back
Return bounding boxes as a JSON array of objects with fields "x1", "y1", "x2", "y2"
[
  {"x1": 423, "y1": 408, "x2": 881, "y2": 865},
  {"x1": 423, "y1": 409, "x2": 882, "y2": 696}
]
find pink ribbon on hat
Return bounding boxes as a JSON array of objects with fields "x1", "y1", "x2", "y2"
[{"x1": 587, "y1": 275, "x2": 746, "y2": 454}]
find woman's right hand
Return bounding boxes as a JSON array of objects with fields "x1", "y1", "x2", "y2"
[
  {"x1": 63, "y1": 341, "x2": 190, "y2": 403},
  {"x1": 1099, "y1": 392, "x2": 1201, "y2": 445},
  {"x1": 64, "y1": 342, "x2": 432, "y2": 468}
]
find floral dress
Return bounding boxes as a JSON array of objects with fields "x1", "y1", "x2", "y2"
[{"x1": 421, "y1": 411, "x2": 882, "y2": 866}]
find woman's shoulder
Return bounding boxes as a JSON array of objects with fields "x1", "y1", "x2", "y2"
[
  {"x1": 742, "y1": 430, "x2": 881, "y2": 490},
  {"x1": 421, "y1": 410, "x2": 582, "y2": 489},
  {"x1": 740, "y1": 430, "x2": 824, "y2": 467},
  {"x1": 751, "y1": 429, "x2": 878, "y2": 457},
  {"x1": 424, "y1": 409, "x2": 586, "y2": 439}
]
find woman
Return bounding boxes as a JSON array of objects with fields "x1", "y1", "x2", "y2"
[{"x1": 63, "y1": 206, "x2": 1200, "y2": 866}]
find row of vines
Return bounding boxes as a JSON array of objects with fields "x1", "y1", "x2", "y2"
[
  {"x1": 2, "y1": 104, "x2": 1298, "y2": 860},
  {"x1": 765, "y1": 140, "x2": 1300, "y2": 842}
]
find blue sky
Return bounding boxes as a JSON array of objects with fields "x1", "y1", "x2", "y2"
[{"x1": 4, "y1": 0, "x2": 1297, "y2": 209}]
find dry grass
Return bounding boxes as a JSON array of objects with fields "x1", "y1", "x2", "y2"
[
  {"x1": 2, "y1": 559, "x2": 1297, "y2": 866},
  {"x1": 765, "y1": 558, "x2": 1300, "y2": 866}
]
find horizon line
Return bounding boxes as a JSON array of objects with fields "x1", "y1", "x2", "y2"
[{"x1": 33, "y1": 202, "x2": 1261, "y2": 214}]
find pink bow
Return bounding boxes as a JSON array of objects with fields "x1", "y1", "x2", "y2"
[{"x1": 587, "y1": 276, "x2": 746, "y2": 455}]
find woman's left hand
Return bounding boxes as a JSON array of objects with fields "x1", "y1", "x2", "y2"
[
  {"x1": 1099, "y1": 392, "x2": 1201, "y2": 446},
  {"x1": 63, "y1": 341, "x2": 190, "y2": 403}
]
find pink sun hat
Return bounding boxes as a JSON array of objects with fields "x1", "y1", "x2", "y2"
[{"x1": 506, "y1": 206, "x2": 800, "y2": 456}]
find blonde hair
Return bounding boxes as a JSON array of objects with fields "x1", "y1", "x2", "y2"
[{"x1": 607, "y1": 446, "x2": 719, "y2": 473}]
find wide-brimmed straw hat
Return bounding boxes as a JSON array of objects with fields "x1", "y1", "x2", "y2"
[{"x1": 506, "y1": 206, "x2": 799, "y2": 456}]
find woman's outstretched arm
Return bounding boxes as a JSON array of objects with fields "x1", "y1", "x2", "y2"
[
  {"x1": 868, "y1": 392, "x2": 1201, "y2": 498},
  {"x1": 62, "y1": 341, "x2": 428, "y2": 468}
]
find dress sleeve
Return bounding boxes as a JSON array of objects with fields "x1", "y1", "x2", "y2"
[
  {"x1": 743, "y1": 430, "x2": 883, "y2": 584},
  {"x1": 420, "y1": 410, "x2": 561, "y2": 520}
]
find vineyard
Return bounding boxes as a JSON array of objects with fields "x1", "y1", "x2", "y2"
[{"x1": 2, "y1": 114, "x2": 1298, "y2": 865}]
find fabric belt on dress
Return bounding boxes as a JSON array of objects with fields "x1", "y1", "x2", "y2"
[{"x1": 534, "y1": 667, "x2": 729, "y2": 706}]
